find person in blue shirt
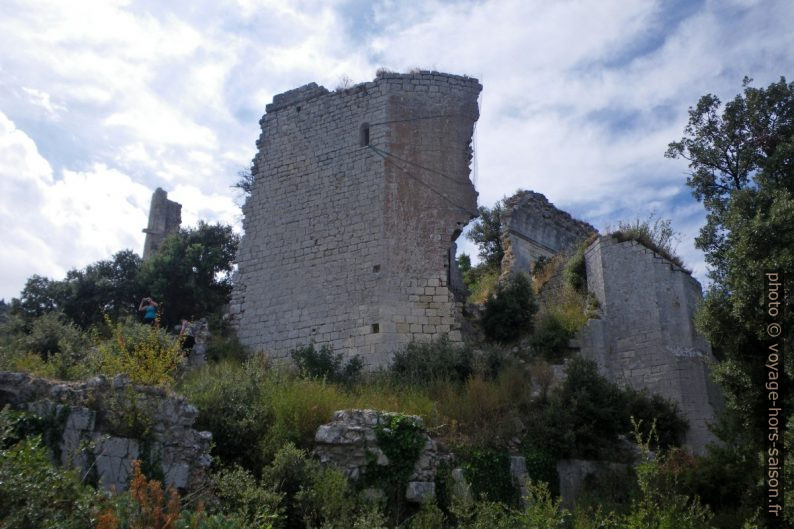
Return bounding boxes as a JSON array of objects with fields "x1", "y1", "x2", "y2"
[{"x1": 138, "y1": 297, "x2": 159, "y2": 325}]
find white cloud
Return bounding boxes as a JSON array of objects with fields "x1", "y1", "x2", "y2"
[
  {"x1": 0, "y1": 0, "x2": 792, "y2": 299},
  {"x1": 0, "y1": 111, "x2": 151, "y2": 299}
]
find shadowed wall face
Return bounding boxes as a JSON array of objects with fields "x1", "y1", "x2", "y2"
[
  {"x1": 230, "y1": 72, "x2": 481, "y2": 366},
  {"x1": 580, "y1": 236, "x2": 722, "y2": 454}
]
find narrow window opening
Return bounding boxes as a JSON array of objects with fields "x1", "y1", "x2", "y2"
[
  {"x1": 296, "y1": 105, "x2": 301, "y2": 112},
  {"x1": 371, "y1": 323, "x2": 380, "y2": 334},
  {"x1": 359, "y1": 123, "x2": 370, "y2": 147},
  {"x1": 372, "y1": 264, "x2": 381, "y2": 273}
]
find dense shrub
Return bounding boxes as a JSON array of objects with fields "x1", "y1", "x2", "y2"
[
  {"x1": 529, "y1": 313, "x2": 576, "y2": 362},
  {"x1": 0, "y1": 311, "x2": 92, "y2": 380},
  {"x1": 259, "y1": 443, "x2": 358, "y2": 529},
  {"x1": 435, "y1": 368, "x2": 532, "y2": 445},
  {"x1": 291, "y1": 343, "x2": 362, "y2": 384},
  {"x1": 460, "y1": 447, "x2": 520, "y2": 506},
  {"x1": 624, "y1": 388, "x2": 688, "y2": 450},
  {"x1": 390, "y1": 337, "x2": 507, "y2": 386},
  {"x1": 0, "y1": 406, "x2": 96, "y2": 529},
  {"x1": 407, "y1": 502, "x2": 445, "y2": 529},
  {"x1": 90, "y1": 316, "x2": 184, "y2": 386},
  {"x1": 480, "y1": 273, "x2": 537, "y2": 343},
  {"x1": 204, "y1": 313, "x2": 248, "y2": 363},
  {"x1": 210, "y1": 465, "x2": 284, "y2": 527},
  {"x1": 550, "y1": 357, "x2": 687, "y2": 459},
  {"x1": 180, "y1": 358, "x2": 274, "y2": 472},
  {"x1": 390, "y1": 336, "x2": 475, "y2": 384}
]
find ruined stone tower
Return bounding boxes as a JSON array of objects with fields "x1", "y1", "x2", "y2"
[
  {"x1": 230, "y1": 71, "x2": 482, "y2": 366},
  {"x1": 142, "y1": 188, "x2": 182, "y2": 259}
]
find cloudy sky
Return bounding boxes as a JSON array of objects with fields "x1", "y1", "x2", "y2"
[{"x1": 1, "y1": 0, "x2": 792, "y2": 300}]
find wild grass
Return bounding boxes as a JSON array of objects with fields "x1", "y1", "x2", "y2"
[{"x1": 610, "y1": 215, "x2": 687, "y2": 270}]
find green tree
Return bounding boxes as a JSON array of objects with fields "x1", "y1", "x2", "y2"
[
  {"x1": 666, "y1": 77, "x2": 793, "y2": 524},
  {"x1": 665, "y1": 76, "x2": 794, "y2": 438},
  {"x1": 11, "y1": 251, "x2": 143, "y2": 329},
  {"x1": 468, "y1": 201, "x2": 506, "y2": 269},
  {"x1": 457, "y1": 252, "x2": 472, "y2": 275},
  {"x1": 138, "y1": 221, "x2": 239, "y2": 328}
]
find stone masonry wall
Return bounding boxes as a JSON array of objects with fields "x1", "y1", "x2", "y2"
[
  {"x1": 314, "y1": 409, "x2": 441, "y2": 503},
  {"x1": 0, "y1": 371, "x2": 212, "y2": 493},
  {"x1": 230, "y1": 72, "x2": 481, "y2": 367},
  {"x1": 142, "y1": 187, "x2": 182, "y2": 260},
  {"x1": 500, "y1": 190, "x2": 596, "y2": 275},
  {"x1": 578, "y1": 236, "x2": 722, "y2": 453}
]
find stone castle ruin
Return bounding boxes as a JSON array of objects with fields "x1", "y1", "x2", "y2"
[
  {"x1": 176, "y1": 70, "x2": 717, "y2": 453},
  {"x1": 500, "y1": 191, "x2": 721, "y2": 453},
  {"x1": 142, "y1": 187, "x2": 182, "y2": 260},
  {"x1": 230, "y1": 71, "x2": 482, "y2": 366}
]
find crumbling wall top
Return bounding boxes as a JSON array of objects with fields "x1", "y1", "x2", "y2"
[
  {"x1": 501, "y1": 190, "x2": 596, "y2": 274},
  {"x1": 265, "y1": 82, "x2": 331, "y2": 112}
]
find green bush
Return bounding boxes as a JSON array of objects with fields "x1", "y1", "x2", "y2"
[
  {"x1": 529, "y1": 313, "x2": 576, "y2": 362},
  {"x1": 460, "y1": 447, "x2": 520, "y2": 506},
  {"x1": 0, "y1": 312, "x2": 92, "y2": 380},
  {"x1": 390, "y1": 336, "x2": 475, "y2": 384},
  {"x1": 623, "y1": 422, "x2": 714, "y2": 529},
  {"x1": 295, "y1": 465, "x2": 356, "y2": 529},
  {"x1": 624, "y1": 388, "x2": 688, "y2": 450},
  {"x1": 549, "y1": 357, "x2": 687, "y2": 459},
  {"x1": 204, "y1": 314, "x2": 248, "y2": 363},
  {"x1": 0, "y1": 406, "x2": 96, "y2": 529},
  {"x1": 211, "y1": 465, "x2": 284, "y2": 527},
  {"x1": 180, "y1": 358, "x2": 273, "y2": 472},
  {"x1": 564, "y1": 243, "x2": 588, "y2": 292},
  {"x1": 90, "y1": 316, "x2": 184, "y2": 386},
  {"x1": 480, "y1": 273, "x2": 537, "y2": 343},
  {"x1": 291, "y1": 343, "x2": 362, "y2": 384},
  {"x1": 259, "y1": 443, "x2": 357, "y2": 529},
  {"x1": 408, "y1": 501, "x2": 445, "y2": 529}
]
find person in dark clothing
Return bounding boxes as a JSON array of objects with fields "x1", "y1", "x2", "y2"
[{"x1": 179, "y1": 318, "x2": 196, "y2": 354}]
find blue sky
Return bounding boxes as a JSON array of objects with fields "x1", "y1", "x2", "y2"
[{"x1": 1, "y1": 0, "x2": 792, "y2": 300}]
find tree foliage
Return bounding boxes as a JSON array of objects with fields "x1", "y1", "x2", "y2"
[
  {"x1": 667, "y1": 76, "x2": 794, "y2": 465},
  {"x1": 467, "y1": 201, "x2": 506, "y2": 269},
  {"x1": 9, "y1": 222, "x2": 239, "y2": 332},
  {"x1": 12, "y1": 250, "x2": 142, "y2": 328},
  {"x1": 138, "y1": 221, "x2": 239, "y2": 328}
]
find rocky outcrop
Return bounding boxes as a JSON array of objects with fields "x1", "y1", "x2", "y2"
[
  {"x1": 313, "y1": 409, "x2": 443, "y2": 503},
  {"x1": 0, "y1": 371, "x2": 211, "y2": 493}
]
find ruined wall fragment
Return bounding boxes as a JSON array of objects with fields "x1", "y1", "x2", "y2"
[
  {"x1": 230, "y1": 72, "x2": 481, "y2": 366},
  {"x1": 142, "y1": 187, "x2": 182, "y2": 259},
  {"x1": 579, "y1": 236, "x2": 722, "y2": 454},
  {"x1": 0, "y1": 371, "x2": 212, "y2": 492},
  {"x1": 500, "y1": 190, "x2": 596, "y2": 275}
]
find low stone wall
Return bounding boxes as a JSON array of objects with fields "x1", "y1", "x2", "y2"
[
  {"x1": 313, "y1": 409, "x2": 442, "y2": 503},
  {"x1": 0, "y1": 371, "x2": 212, "y2": 493}
]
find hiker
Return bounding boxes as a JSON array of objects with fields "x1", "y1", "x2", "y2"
[
  {"x1": 139, "y1": 297, "x2": 158, "y2": 325},
  {"x1": 179, "y1": 318, "x2": 196, "y2": 354}
]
